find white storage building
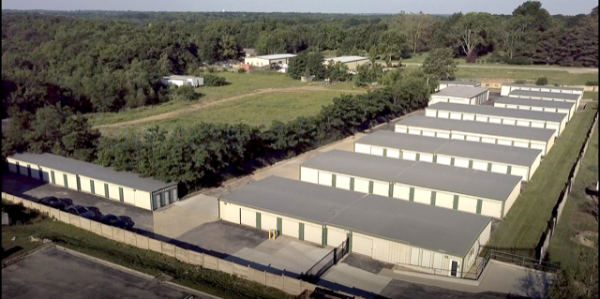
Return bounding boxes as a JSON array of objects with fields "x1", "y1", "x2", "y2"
[
  {"x1": 324, "y1": 56, "x2": 369, "y2": 71},
  {"x1": 426, "y1": 102, "x2": 568, "y2": 136},
  {"x1": 243, "y1": 54, "x2": 297, "y2": 67},
  {"x1": 354, "y1": 131, "x2": 542, "y2": 182},
  {"x1": 437, "y1": 80, "x2": 481, "y2": 91},
  {"x1": 494, "y1": 97, "x2": 576, "y2": 121},
  {"x1": 161, "y1": 75, "x2": 204, "y2": 88},
  {"x1": 500, "y1": 83, "x2": 584, "y2": 98},
  {"x1": 300, "y1": 150, "x2": 522, "y2": 219},
  {"x1": 6, "y1": 153, "x2": 178, "y2": 211},
  {"x1": 395, "y1": 116, "x2": 556, "y2": 156},
  {"x1": 219, "y1": 176, "x2": 492, "y2": 278},
  {"x1": 508, "y1": 90, "x2": 582, "y2": 110},
  {"x1": 429, "y1": 86, "x2": 489, "y2": 105}
]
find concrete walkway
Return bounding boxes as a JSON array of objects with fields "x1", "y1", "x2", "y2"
[{"x1": 320, "y1": 263, "x2": 392, "y2": 295}]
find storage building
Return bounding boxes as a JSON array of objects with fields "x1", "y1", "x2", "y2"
[
  {"x1": 395, "y1": 116, "x2": 556, "y2": 155},
  {"x1": 161, "y1": 75, "x2": 204, "y2": 88},
  {"x1": 324, "y1": 56, "x2": 370, "y2": 71},
  {"x1": 426, "y1": 102, "x2": 568, "y2": 136},
  {"x1": 437, "y1": 80, "x2": 481, "y2": 91},
  {"x1": 243, "y1": 54, "x2": 297, "y2": 67},
  {"x1": 429, "y1": 86, "x2": 490, "y2": 105},
  {"x1": 6, "y1": 153, "x2": 178, "y2": 211},
  {"x1": 219, "y1": 176, "x2": 492, "y2": 278},
  {"x1": 500, "y1": 83, "x2": 584, "y2": 98},
  {"x1": 300, "y1": 150, "x2": 522, "y2": 219},
  {"x1": 508, "y1": 90, "x2": 582, "y2": 109},
  {"x1": 354, "y1": 131, "x2": 542, "y2": 182},
  {"x1": 494, "y1": 97, "x2": 576, "y2": 121}
]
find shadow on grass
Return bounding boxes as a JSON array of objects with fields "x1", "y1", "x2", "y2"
[{"x1": 2, "y1": 246, "x2": 23, "y2": 260}]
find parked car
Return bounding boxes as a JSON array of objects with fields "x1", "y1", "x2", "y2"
[
  {"x1": 65, "y1": 205, "x2": 97, "y2": 220},
  {"x1": 58, "y1": 198, "x2": 73, "y2": 207},
  {"x1": 39, "y1": 196, "x2": 67, "y2": 211},
  {"x1": 101, "y1": 214, "x2": 131, "y2": 230},
  {"x1": 85, "y1": 207, "x2": 103, "y2": 221},
  {"x1": 118, "y1": 216, "x2": 135, "y2": 229}
]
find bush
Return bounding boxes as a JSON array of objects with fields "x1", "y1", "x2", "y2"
[
  {"x1": 586, "y1": 81, "x2": 598, "y2": 86},
  {"x1": 203, "y1": 74, "x2": 229, "y2": 86},
  {"x1": 169, "y1": 85, "x2": 203, "y2": 101},
  {"x1": 237, "y1": 68, "x2": 246, "y2": 74},
  {"x1": 514, "y1": 80, "x2": 527, "y2": 84},
  {"x1": 504, "y1": 56, "x2": 533, "y2": 65},
  {"x1": 536, "y1": 77, "x2": 548, "y2": 85},
  {"x1": 207, "y1": 66, "x2": 216, "y2": 73}
]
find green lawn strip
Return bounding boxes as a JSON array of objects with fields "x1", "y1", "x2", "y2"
[
  {"x1": 583, "y1": 91, "x2": 598, "y2": 101},
  {"x1": 0, "y1": 205, "x2": 293, "y2": 299},
  {"x1": 488, "y1": 102, "x2": 598, "y2": 256},
  {"x1": 547, "y1": 127, "x2": 599, "y2": 269},
  {"x1": 453, "y1": 68, "x2": 597, "y2": 86}
]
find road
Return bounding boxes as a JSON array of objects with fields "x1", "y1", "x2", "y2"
[{"x1": 403, "y1": 62, "x2": 598, "y2": 74}]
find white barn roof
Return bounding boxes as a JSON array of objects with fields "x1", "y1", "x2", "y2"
[
  {"x1": 325, "y1": 56, "x2": 369, "y2": 63},
  {"x1": 433, "y1": 86, "x2": 489, "y2": 98},
  {"x1": 255, "y1": 54, "x2": 297, "y2": 60}
]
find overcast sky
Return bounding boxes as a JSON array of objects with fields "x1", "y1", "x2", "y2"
[{"x1": 2, "y1": 0, "x2": 597, "y2": 15}]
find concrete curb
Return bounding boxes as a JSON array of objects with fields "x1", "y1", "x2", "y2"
[{"x1": 1, "y1": 243, "x2": 54, "y2": 269}]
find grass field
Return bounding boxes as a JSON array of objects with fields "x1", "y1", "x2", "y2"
[
  {"x1": 547, "y1": 127, "x2": 598, "y2": 270},
  {"x1": 488, "y1": 102, "x2": 598, "y2": 256},
  {"x1": 453, "y1": 68, "x2": 597, "y2": 86},
  {"x1": 584, "y1": 91, "x2": 598, "y2": 100},
  {"x1": 1, "y1": 201, "x2": 293, "y2": 299}
]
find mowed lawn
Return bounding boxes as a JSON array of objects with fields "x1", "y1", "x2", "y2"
[
  {"x1": 488, "y1": 102, "x2": 598, "y2": 255},
  {"x1": 583, "y1": 91, "x2": 598, "y2": 100},
  {"x1": 453, "y1": 68, "x2": 597, "y2": 86},
  {"x1": 101, "y1": 89, "x2": 355, "y2": 136},
  {"x1": 547, "y1": 127, "x2": 598, "y2": 269},
  {"x1": 88, "y1": 72, "x2": 309, "y2": 127}
]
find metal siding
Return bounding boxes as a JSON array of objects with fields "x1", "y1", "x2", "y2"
[
  {"x1": 458, "y1": 196, "x2": 478, "y2": 213},
  {"x1": 372, "y1": 181, "x2": 389, "y2": 197},
  {"x1": 425, "y1": 109, "x2": 437, "y2": 117},
  {"x1": 371, "y1": 147, "x2": 384, "y2": 156},
  {"x1": 437, "y1": 110, "x2": 450, "y2": 118},
  {"x1": 419, "y1": 153, "x2": 434, "y2": 163},
  {"x1": 436, "y1": 132, "x2": 451, "y2": 139},
  {"x1": 413, "y1": 188, "x2": 431, "y2": 205},
  {"x1": 221, "y1": 202, "x2": 240, "y2": 223},
  {"x1": 454, "y1": 158, "x2": 469, "y2": 168},
  {"x1": 304, "y1": 223, "x2": 322, "y2": 244},
  {"x1": 402, "y1": 151, "x2": 417, "y2": 161},
  {"x1": 241, "y1": 208, "x2": 256, "y2": 227},
  {"x1": 481, "y1": 200, "x2": 502, "y2": 218},
  {"x1": 435, "y1": 192, "x2": 454, "y2": 209},
  {"x1": 386, "y1": 149, "x2": 400, "y2": 159},
  {"x1": 262, "y1": 213, "x2": 277, "y2": 230},
  {"x1": 491, "y1": 164, "x2": 508, "y2": 174},
  {"x1": 354, "y1": 143, "x2": 371, "y2": 154},
  {"x1": 336, "y1": 175, "x2": 351, "y2": 190},
  {"x1": 436, "y1": 155, "x2": 452, "y2": 165},
  {"x1": 465, "y1": 135, "x2": 480, "y2": 142},
  {"x1": 352, "y1": 232, "x2": 373, "y2": 257},
  {"x1": 300, "y1": 167, "x2": 319, "y2": 184},
  {"x1": 318, "y1": 171, "x2": 333, "y2": 186},
  {"x1": 392, "y1": 184, "x2": 411, "y2": 200},
  {"x1": 282, "y1": 217, "x2": 300, "y2": 238},
  {"x1": 472, "y1": 161, "x2": 488, "y2": 171},
  {"x1": 354, "y1": 178, "x2": 369, "y2": 193},
  {"x1": 327, "y1": 226, "x2": 347, "y2": 247}
]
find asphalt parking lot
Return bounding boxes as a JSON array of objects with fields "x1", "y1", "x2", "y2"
[
  {"x1": 2, "y1": 246, "x2": 216, "y2": 299},
  {"x1": 2, "y1": 173, "x2": 154, "y2": 233}
]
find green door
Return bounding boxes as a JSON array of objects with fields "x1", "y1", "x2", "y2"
[
  {"x1": 276, "y1": 217, "x2": 282, "y2": 235},
  {"x1": 299, "y1": 223, "x2": 305, "y2": 241},
  {"x1": 119, "y1": 187, "x2": 124, "y2": 202},
  {"x1": 51, "y1": 171, "x2": 55, "y2": 184},
  {"x1": 322, "y1": 226, "x2": 328, "y2": 246},
  {"x1": 63, "y1": 174, "x2": 68, "y2": 188},
  {"x1": 104, "y1": 183, "x2": 109, "y2": 198},
  {"x1": 90, "y1": 180, "x2": 95, "y2": 194},
  {"x1": 476, "y1": 199, "x2": 483, "y2": 214},
  {"x1": 256, "y1": 212, "x2": 262, "y2": 230}
]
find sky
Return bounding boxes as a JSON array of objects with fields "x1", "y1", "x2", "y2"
[{"x1": 1, "y1": 0, "x2": 597, "y2": 15}]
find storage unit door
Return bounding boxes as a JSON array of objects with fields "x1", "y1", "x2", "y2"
[
  {"x1": 408, "y1": 128, "x2": 422, "y2": 135},
  {"x1": 532, "y1": 106, "x2": 544, "y2": 112},
  {"x1": 403, "y1": 151, "x2": 418, "y2": 161},
  {"x1": 436, "y1": 155, "x2": 452, "y2": 165},
  {"x1": 513, "y1": 141, "x2": 529, "y2": 148},
  {"x1": 18, "y1": 164, "x2": 28, "y2": 176},
  {"x1": 516, "y1": 120, "x2": 531, "y2": 127},
  {"x1": 472, "y1": 161, "x2": 488, "y2": 171},
  {"x1": 425, "y1": 109, "x2": 437, "y2": 117},
  {"x1": 462, "y1": 113, "x2": 475, "y2": 121},
  {"x1": 41, "y1": 169, "x2": 50, "y2": 183},
  {"x1": 261, "y1": 213, "x2": 277, "y2": 230},
  {"x1": 352, "y1": 233, "x2": 373, "y2": 257},
  {"x1": 497, "y1": 139, "x2": 512, "y2": 146},
  {"x1": 437, "y1": 111, "x2": 449, "y2": 118},
  {"x1": 304, "y1": 223, "x2": 322, "y2": 245},
  {"x1": 327, "y1": 227, "x2": 348, "y2": 247},
  {"x1": 448, "y1": 98, "x2": 465, "y2": 104},
  {"x1": 458, "y1": 196, "x2": 478, "y2": 214},
  {"x1": 372, "y1": 181, "x2": 390, "y2": 197},
  {"x1": 465, "y1": 135, "x2": 480, "y2": 142},
  {"x1": 336, "y1": 175, "x2": 351, "y2": 190},
  {"x1": 546, "y1": 123, "x2": 559, "y2": 132},
  {"x1": 491, "y1": 164, "x2": 508, "y2": 174},
  {"x1": 413, "y1": 188, "x2": 432, "y2": 205},
  {"x1": 8, "y1": 161, "x2": 17, "y2": 173},
  {"x1": 451, "y1": 134, "x2": 465, "y2": 140},
  {"x1": 449, "y1": 112, "x2": 462, "y2": 120},
  {"x1": 318, "y1": 172, "x2": 333, "y2": 186},
  {"x1": 531, "y1": 121, "x2": 545, "y2": 129},
  {"x1": 481, "y1": 137, "x2": 496, "y2": 144},
  {"x1": 371, "y1": 147, "x2": 384, "y2": 156},
  {"x1": 502, "y1": 119, "x2": 516, "y2": 125},
  {"x1": 454, "y1": 158, "x2": 469, "y2": 168},
  {"x1": 354, "y1": 143, "x2": 371, "y2": 154},
  {"x1": 240, "y1": 208, "x2": 256, "y2": 227},
  {"x1": 435, "y1": 192, "x2": 454, "y2": 209},
  {"x1": 530, "y1": 142, "x2": 546, "y2": 151},
  {"x1": 392, "y1": 184, "x2": 411, "y2": 200},
  {"x1": 282, "y1": 218, "x2": 299, "y2": 238},
  {"x1": 489, "y1": 117, "x2": 502, "y2": 124},
  {"x1": 354, "y1": 178, "x2": 369, "y2": 193},
  {"x1": 481, "y1": 201, "x2": 502, "y2": 218},
  {"x1": 66, "y1": 174, "x2": 78, "y2": 191},
  {"x1": 221, "y1": 202, "x2": 240, "y2": 224},
  {"x1": 436, "y1": 132, "x2": 450, "y2": 139},
  {"x1": 422, "y1": 130, "x2": 436, "y2": 137},
  {"x1": 300, "y1": 167, "x2": 319, "y2": 184},
  {"x1": 386, "y1": 149, "x2": 400, "y2": 159},
  {"x1": 511, "y1": 166, "x2": 529, "y2": 181},
  {"x1": 475, "y1": 115, "x2": 488, "y2": 122},
  {"x1": 419, "y1": 153, "x2": 434, "y2": 163}
]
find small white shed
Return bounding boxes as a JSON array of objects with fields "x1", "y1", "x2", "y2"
[
  {"x1": 429, "y1": 86, "x2": 490, "y2": 105},
  {"x1": 437, "y1": 80, "x2": 481, "y2": 91}
]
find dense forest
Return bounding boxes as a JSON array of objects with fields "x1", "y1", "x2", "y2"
[{"x1": 1, "y1": 1, "x2": 598, "y2": 191}]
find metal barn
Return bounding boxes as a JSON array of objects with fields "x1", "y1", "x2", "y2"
[{"x1": 429, "y1": 86, "x2": 490, "y2": 105}]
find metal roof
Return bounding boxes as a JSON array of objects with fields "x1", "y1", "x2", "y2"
[
  {"x1": 427, "y1": 103, "x2": 567, "y2": 123},
  {"x1": 255, "y1": 54, "x2": 297, "y2": 60},
  {"x1": 325, "y1": 56, "x2": 369, "y2": 63},
  {"x1": 395, "y1": 116, "x2": 556, "y2": 142},
  {"x1": 432, "y1": 86, "x2": 489, "y2": 98},
  {"x1": 9, "y1": 153, "x2": 176, "y2": 192},
  {"x1": 355, "y1": 131, "x2": 542, "y2": 167},
  {"x1": 503, "y1": 83, "x2": 584, "y2": 92},
  {"x1": 221, "y1": 176, "x2": 491, "y2": 257},
  {"x1": 439, "y1": 80, "x2": 481, "y2": 86},
  {"x1": 494, "y1": 97, "x2": 575, "y2": 109},
  {"x1": 509, "y1": 90, "x2": 580, "y2": 101},
  {"x1": 163, "y1": 75, "x2": 202, "y2": 80},
  {"x1": 301, "y1": 150, "x2": 521, "y2": 201}
]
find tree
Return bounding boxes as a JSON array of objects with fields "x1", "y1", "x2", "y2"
[
  {"x1": 451, "y1": 12, "x2": 494, "y2": 59},
  {"x1": 327, "y1": 62, "x2": 350, "y2": 82},
  {"x1": 368, "y1": 45, "x2": 378, "y2": 64},
  {"x1": 422, "y1": 48, "x2": 457, "y2": 80},
  {"x1": 378, "y1": 30, "x2": 407, "y2": 67},
  {"x1": 391, "y1": 14, "x2": 436, "y2": 53},
  {"x1": 548, "y1": 249, "x2": 598, "y2": 299}
]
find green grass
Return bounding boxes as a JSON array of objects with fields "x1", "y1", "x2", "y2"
[
  {"x1": 488, "y1": 102, "x2": 598, "y2": 256},
  {"x1": 1, "y1": 201, "x2": 293, "y2": 299},
  {"x1": 88, "y1": 72, "x2": 308, "y2": 127},
  {"x1": 583, "y1": 91, "x2": 598, "y2": 100},
  {"x1": 547, "y1": 127, "x2": 598, "y2": 270},
  {"x1": 453, "y1": 68, "x2": 597, "y2": 86}
]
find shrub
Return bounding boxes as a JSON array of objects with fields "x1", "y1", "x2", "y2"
[
  {"x1": 504, "y1": 56, "x2": 533, "y2": 65},
  {"x1": 203, "y1": 74, "x2": 229, "y2": 86},
  {"x1": 237, "y1": 68, "x2": 246, "y2": 74},
  {"x1": 207, "y1": 66, "x2": 216, "y2": 73},
  {"x1": 585, "y1": 81, "x2": 598, "y2": 86},
  {"x1": 514, "y1": 80, "x2": 527, "y2": 84},
  {"x1": 536, "y1": 77, "x2": 548, "y2": 85},
  {"x1": 169, "y1": 85, "x2": 203, "y2": 101}
]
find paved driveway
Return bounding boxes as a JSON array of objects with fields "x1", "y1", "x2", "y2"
[{"x1": 2, "y1": 173, "x2": 154, "y2": 233}]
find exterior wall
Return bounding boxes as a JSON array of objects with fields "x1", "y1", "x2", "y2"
[
  {"x1": 529, "y1": 152, "x2": 543, "y2": 180},
  {"x1": 244, "y1": 57, "x2": 270, "y2": 67},
  {"x1": 429, "y1": 95, "x2": 469, "y2": 105},
  {"x1": 502, "y1": 179, "x2": 522, "y2": 217},
  {"x1": 494, "y1": 102, "x2": 574, "y2": 121}
]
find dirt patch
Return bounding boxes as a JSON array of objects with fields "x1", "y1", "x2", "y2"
[
  {"x1": 94, "y1": 86, "x2": 362, "y2": 129},
  {"x1": 571, "y1": 231, "x2": 598, "y2": 248}
]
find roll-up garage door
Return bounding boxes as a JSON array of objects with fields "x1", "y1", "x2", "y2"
[
  {"x1": 386, "y1": 149, "x2": 400, "y2": 159},
  {"x1": 511, "y1": 166, "x2": 529, "y2": 181},
  {"x1": 451, "y1": 134, "x2": 465, "y2": 140},
  {"x1": 413, "y1": 188, "x2": 431, "y2": 205},
  {"x1": 513, "y1": 141, "x2": 529, "y2": 148},
  {"x1": 545, "y1": 123, "x2": 559, "y2": 132},
  {"x1": 516, "y1": 120, "x2": 531, "y2": 127},
  {"x1": 422, "y1": 130, "x2": 436, "y2": 137},
  {"x1": 403, "y1": 151, "x2": 417, "y2": 161},
  {"x1": 481, "y1": 137, "x2": 496, "y2": 144},
  {"x1": 221, "y1": 202, "x2": 240, "y2": 224},
  {"x1": 454, "y1": 158, "x2": 469, "y2": 168},
  {"x1": 336, "y1": 175, "x2": 351, "y2": 190},
  {"x1": 241, "y1": 208, "x2": 256, "y2": 227},
  {"x1": 261, "y1": 213, "x2": 277, "y2": 230},
  {"x1": 354, "y1": 178, "x2": 369, "y2": 193},
  {"x1": 530, "y1": 143, "x2": 546, "y2": 151},
  {"x1": 304, "y1": 223, "x2": 322, "y2": 245},
  {"x1": 489, "y1": 117, "x2": 502, "y2": 124},
  {"x1": 458, "y1": 196, "x2": 478, "y2": 214},
  {"x1": 371, "y1": 147, "x2": 384, "y2": 156},
  {"x1": 354, "y1": 143, "x2": 371, "y2": 154},
  {"x1": 419, "y1": 153, "x2": 433, "y2": 162},
  {"x1": 300, "y1": 167, "x2": 319, "y2": 184},
  {"x1": 282, "y1": 218, "x2": 299, "y2": 238},
  {"x1": 408, "y1": 129, "x2": 422, "y2": 135},
  {"x1": 372, "y1": 181, "x2": 389, "y2": 196},
  {"x1": 472, "y1": 161, "x2": 488, "y2": 171},
  {"x1": 436, "y1": 132, "x2": 450, "y2": 139},
  {"x1": 327, "y1": 227, "x2": 348, "y2": 247},
  {"x1": 475, "y1": 115, "x2": 488, "y2": 122},
  {"x1": 503, "y1": 119, "x2": 516, "y2": 125},
  {"x1": 532, "y1": 106, "x2": 544, "y2": 111},
  {"x1": 449, "y1": 112, "x2": 462, "y2": 120},
  {"x1": 30, "y1": 167, "x2": 41, "y2": 180},
  {"x1": 497, "y1": 139, "x2": 512, "y2": 146},
  {"x1": 393, "y1": 184, "x2": 410, "y2": 200},
  {"x1": 448, "y1": 98, "x2": 465, "y2": 104},
  {"x1": 435, "y1": 192, "x2": 454, "y2": 209},
  {"x1": 531, "y1": 121, "x2": 545, "y2": 129},
  {"x1": 425, "y1": 109, "x2": 437, "y2": 117},
  {"x1": 481, "y1": 201, "x2": 502, "y2": 218},
  {"x1": 437, "y1": 111, "x2": 449, "y2": 118},
  {"x1": 491, "y1": 164, "x2": 508, "y2": 174},
  {"x1": 462, "y1": 114, "x2": 475, "y2": 121},
  {"x1": 436, "y1": 155, "x2": 452, "y2": 165},
  {"x1": 465, "y1": 135, "x2": 480, "y2": 142},
  {"x1": 318, "y1": 172, "x2": 333, "y2": 186},
  {"x1": 352, "y1": 233, "x2": 373, "y2": 257}
]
